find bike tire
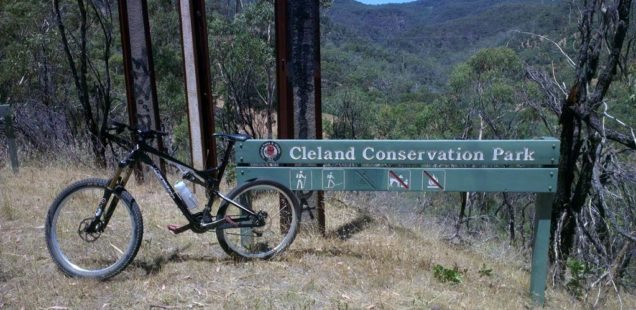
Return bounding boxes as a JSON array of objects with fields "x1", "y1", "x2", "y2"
[
  {"x1": 45, "y1": 178, "x2": 143, "y2": 279},
  {"x1": 216, "y1": 179, "x2": 301, "y2": 260}
]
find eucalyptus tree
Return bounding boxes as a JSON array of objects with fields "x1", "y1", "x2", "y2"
[
  {"x1": 53, "y1": 0, "x2": 119, "y2": 167},
  {"x1": 526, "y1": 0, "x2": 636, "y2": 296},
  {"x1": 446, "y1": 47, "x2": 547, "y2": 243},
  {"x1": 210, "y1": 1, "x2": 276, "y2": 139}
]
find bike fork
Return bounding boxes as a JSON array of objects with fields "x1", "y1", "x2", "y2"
[{"x1": 86, "y1": 165, "x2": 134, "y2": 233}]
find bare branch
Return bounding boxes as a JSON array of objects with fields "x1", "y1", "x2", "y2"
[
  {"x1": 513, "y1": 30, "x2": 576, "y2": 68},
  {"x1": 525, "y1": 66, "x2": 563, "y2": 116},
  {"x1": 589, "y1": 0, "x2": 633, "y2": 109},
  {"x1": 587, "y1": 112, "x2": 636, "y2": 149}
]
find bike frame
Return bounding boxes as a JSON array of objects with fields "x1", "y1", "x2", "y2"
[{"x1": 90, "y1": 133, "x2": 258, "y2": 234}]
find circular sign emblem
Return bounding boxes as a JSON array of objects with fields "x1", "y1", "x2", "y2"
[{"x1": 259, "y1": 141, "x2": 282, "y2": 162}]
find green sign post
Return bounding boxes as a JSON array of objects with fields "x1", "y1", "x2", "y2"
[
  {"x1": 235, "y1": 138, "x2": 559, "y2": 305},
  {"x1": 0, "y1": 104, "x2": 18, "y2": 173}
]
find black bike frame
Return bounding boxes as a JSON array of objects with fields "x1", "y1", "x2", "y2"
[{"x1": 96, "y1": 134, "x2": 258, "y2": 233}]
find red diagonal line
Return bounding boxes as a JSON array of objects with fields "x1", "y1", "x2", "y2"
[
  {"x1": 388, "y1": 170, "x2": 409, "y2": 189},
  {"x1": 423, "y1": 170, "x2": 444, "y2": 191}
]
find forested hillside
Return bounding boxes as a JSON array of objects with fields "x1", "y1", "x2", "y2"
[
  {"x1": 321, "y1": 0, "x2": 575, "y2": 140},
  {"x1": 0, "y1": 0, "x2": 634, "y2": 305},
  {"x1": 323, "y1": 0, "x2": 568, "y2": 92}
]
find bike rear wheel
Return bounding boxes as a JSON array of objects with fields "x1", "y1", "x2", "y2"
[
  {"x1": 45, "y1": 178, "x2": 143, "y2": 279},
  {"x1": 216, "y1": 179, "x2": 300, "y2": 260}
]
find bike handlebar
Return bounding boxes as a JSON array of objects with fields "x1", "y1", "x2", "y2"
[
  {"x1": 101, "y1": 121, "x2": 165, "y2": 150},
  {"x1": 103, "y1": 121, "x2": 250, "y2": 150},
  {"x1": 108, "y1": 121, "x2": 168, "y2": 138},
  {"x1": 104, "y1": 121, "x2": 168, "y2": 145}
]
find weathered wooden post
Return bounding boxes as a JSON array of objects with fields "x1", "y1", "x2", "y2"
[
  {"x1": 178, "y1": 0, "x2": 216, "y2": 171},
  {"x1": 0, "y1": 104, "x2": 19, "y2": 173},
  {"x1": 118, "y1": 0, "x2": 165, "y2": 177},
  {"x1": 276, "y1": 0, "x2": 325, "y2": 234},
  {"x1": 287, "y1": 0, "x2": 322, "y2": 141}
]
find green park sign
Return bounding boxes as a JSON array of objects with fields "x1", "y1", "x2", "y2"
[
  {"x1": 238, "y1": 139, "x2": 559, "y2": 166},
  {"x1": 234, "y1": 138, "x2": 560, "y2": 305},
  {"x1": 237, "y1": 139, "x2": 559, "y2": 193}
]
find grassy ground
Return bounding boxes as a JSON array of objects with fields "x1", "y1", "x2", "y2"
[{"x1": 1, "y1": 164, "x2": 634, "y2": 309}]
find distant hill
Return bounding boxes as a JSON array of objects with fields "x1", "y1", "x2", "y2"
[{"x1": 321, "y1": 0, "x2": 569, "y2": 94}]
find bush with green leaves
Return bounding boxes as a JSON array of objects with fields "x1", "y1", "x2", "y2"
[
  {"x1": 433, "y1": 264, "x2": 463, "y2": 284},
  {"x1": 566, "y1": 259, "x2": 591, "y2": 298}
]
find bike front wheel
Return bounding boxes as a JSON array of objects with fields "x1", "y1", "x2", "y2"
[
  {"x1": 216, "y1": 179, "x2": 301, "y2": 260},
  {"x1": 45, "y1": 178, "x2": 143, "y2": 279}
]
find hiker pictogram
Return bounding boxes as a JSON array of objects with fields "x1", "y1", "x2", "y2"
[
  {"x1": 295, "y1": 170, "x2": 307, "y2": 189},
  {"x1": 322, "y1": 170, "x2": 345, "y2": 190}
]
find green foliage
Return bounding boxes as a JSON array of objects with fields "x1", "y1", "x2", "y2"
[
  {"x1": 330, "y1": 0, "x2": 576, "y2": 138},
  {"x1": 324, "y1": 87, "x2": 373, "y2": 139},
  {"x1": 433, "y1": 264, "x2": 463, "y2": 284},
  {"x1": 210, "y1": 1, "x2": 276, "y2": 138},
  {"x1": 467, "y1": 48, "x2": 523, "y2": 79},
  {"x1": 375, "y1": 101, "x2": 436, "y2": 139},
  {"x1": 566, "y1": 259, "x2": 591, "y2": 298},
  {"x1": 0, "y1": 2, "x2": 59, "y2": 105},
  {"x1": 446, "y1": 47, "x2": 551, "y2": 139},
  {"x1": 171, "y1": 117, "x2": 191, "y2": 163},
  {"x1": 324, "y1": 0, "x2": 567, "y2": 91},
  {"x1": 322, "y1": 0, "x2": 567, "y2": 141},
  {"x1": 148, "y1": 1, "x2": 186, "y2": 123}
]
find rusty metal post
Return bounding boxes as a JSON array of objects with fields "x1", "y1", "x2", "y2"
[
  {"x1": 312, "y1": 0, "x2": 325, "y2": 235},
  {"x1": 275, "y1": 0, "x2": 293, "y2": 139},
  {"x1": 118, "y1": 0, "x2": 165, "y2": 178},
  {"x1": 178, "y1": 0, "x2": 216, "y2": 171},
  {"x1": 277, "y1": 0, "x2": 325, "y2": 234},
  {"x1": 275, "y1": 0, "x2": 293, "y2": 233},
  {"x1": 288, "y1": 0, "x2": 320, "y2": 140},
  {"x1": 0, "y1": 104, "x2": 19, "y2": 173}
]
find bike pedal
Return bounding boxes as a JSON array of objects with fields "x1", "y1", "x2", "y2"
[{"x1": 167, "y1": 224, "x2": 191, "y2": 234}]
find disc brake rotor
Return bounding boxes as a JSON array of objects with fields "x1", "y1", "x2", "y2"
[{"x1": 78, "y1": 218, "x2": 102, "y2": 242}]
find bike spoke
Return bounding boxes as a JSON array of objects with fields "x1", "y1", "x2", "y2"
[
  {"x1": 216, "y1": 180, "x2": 299, "y2": 259},
  {"x1": 46, "y1": 179, "x2": 142, "y2": 279}
]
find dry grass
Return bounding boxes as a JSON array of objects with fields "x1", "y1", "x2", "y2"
[{"x1": 1, "y1": 164, "x2": 634, "y2": 309}]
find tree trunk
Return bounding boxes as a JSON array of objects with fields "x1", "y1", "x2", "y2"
[
  {"x1": 54, "y1": 0, "x2": 107, "y2": 167},
  {"x1": 550, "y1": 0, "x2": 633, "y2": 277}
]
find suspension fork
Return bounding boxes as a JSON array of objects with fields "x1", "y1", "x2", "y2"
[{"x1": 86, "y1": 162, "x2": 134, "y2": 233}]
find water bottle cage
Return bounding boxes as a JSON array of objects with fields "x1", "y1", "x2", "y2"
[{"x1": 182, "y1": 171, "x2": 195, "y2": 181}]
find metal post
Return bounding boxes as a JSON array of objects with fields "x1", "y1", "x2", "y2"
[
  {"x1": 178, "y1": 0, "x2": 216, "y2": 171},
  {"x1": 530, "y1": 193, "x2": 554, "y2": 305},
  {"x1": 118, "y1": 0, "x2": 165, "y2": 178},
  {"x1": 275, "y1": 0, "x2": 297, "y2": 233},
  {"x1": 312, "y1": 2, "x2": 325, "y2": 235},
  {"x1": 287, "y1": 0, "x2": 320, "y2": 140},
  {"x1": 0, "y1": 104, "x2": 18, "y2": 173},
  {"x1": 275, "y1": 0, "x2": 293, "y2": 139}
]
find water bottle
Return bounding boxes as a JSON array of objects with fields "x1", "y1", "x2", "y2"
[{"x1": 174, "y1": 181, "x2": 198, "y2": 209}]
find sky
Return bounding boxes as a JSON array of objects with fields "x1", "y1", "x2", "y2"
[{"x1": 356, "y1": 0, "x2": 417, "y2": 4}]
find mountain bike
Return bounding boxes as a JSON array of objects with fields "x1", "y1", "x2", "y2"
[{"x1": 45, "y1": 122, "x2": 301, "y2": 279}]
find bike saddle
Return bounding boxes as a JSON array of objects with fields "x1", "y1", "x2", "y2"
[{"x1": 213, "y1": 133, "x2": 251, "y2": 142}]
